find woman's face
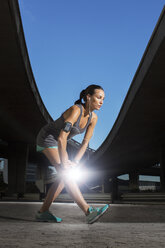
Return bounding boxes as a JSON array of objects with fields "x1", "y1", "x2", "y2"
[{"x1": 88, "y1": 89, "x2": 105, "y2": 111}]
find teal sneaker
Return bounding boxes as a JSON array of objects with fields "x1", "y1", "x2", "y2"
[
  {"x1": 86, "y1": 204, "x2": 109, "y2": 224},
  {"x1": 35, "y1": 210, "x2": 62, "y2": 223}
]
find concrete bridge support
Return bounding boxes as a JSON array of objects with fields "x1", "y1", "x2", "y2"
[
  {"x1": 160, "y1": 147, "x2": 165, "y2": 192},
  {"x1": 8, "y1": 142, "x2": 29, "y2": 196},
  {"x1": 110, "y1": 177, "x2": 118, "y2": 203},
  {"x1": 129, "y1": 171, "x2": 139, "y2": 192}
]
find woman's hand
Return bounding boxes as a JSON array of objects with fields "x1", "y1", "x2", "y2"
[{"x1": 62, "y1": 160, "x2": 75, "y2": 169}]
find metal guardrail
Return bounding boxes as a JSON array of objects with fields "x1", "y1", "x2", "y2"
[{"x1": 68, "y1": 139, "x2": 95, "y2": 153}]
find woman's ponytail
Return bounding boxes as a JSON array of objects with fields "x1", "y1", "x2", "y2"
[{"x1": 74, "y1": 89, "x2": 86, "y2": 105}]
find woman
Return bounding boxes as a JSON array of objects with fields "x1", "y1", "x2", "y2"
[{"x1": 35, "y1": 84, "x2": 109, "y2": 224}]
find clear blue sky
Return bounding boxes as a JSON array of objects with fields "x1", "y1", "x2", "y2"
[{"x1": 18, "y1": 0, "x2": 164, "y2": 150}]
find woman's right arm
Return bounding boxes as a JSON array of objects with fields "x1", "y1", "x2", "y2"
[{"x1": 57, "y1": 105, "x2": 80, "y2": 168}]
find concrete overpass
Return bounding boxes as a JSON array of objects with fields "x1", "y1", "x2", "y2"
[
  {"x1": 0, "y1": 0, "x2": 55, "y2": 194},
  {"x1": 0, "y1": 0, "x2": 165, "y2": 197},
  {"x1": 0, "y1": 0, "x2": 53, "y2": 147},
  {"x1": 0, "y1": 0, "x2": 94, "y2": 196},
  {"x1": 89, "y1": 6, "x2": 165, "y2": 193}
]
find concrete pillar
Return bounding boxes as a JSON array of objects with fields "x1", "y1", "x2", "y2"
[
  {"x1": 160, "y1": 147, "x2": 165, "y2": 192},
  {"x1": 101, "y1": 175, "x2": 105, "y2": 193},
  {"x1": 104, "y1": 178, "x2": 111, "y2": 193},
  {"x1": 110, "y1": 177, "x2": 118, "y2": 203},
  {"x1": 129, "y1": 171, "x2": 139, "y2": 192},
  {"x1": 8, "y1": 142, "x2": 29, "y2": 195}
]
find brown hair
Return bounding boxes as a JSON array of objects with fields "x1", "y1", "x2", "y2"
[{"x1": 74, "y1": 84, "x2": 104, "y2": 105}]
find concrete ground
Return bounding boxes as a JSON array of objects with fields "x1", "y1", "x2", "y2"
[{"x1": 0, "y1": 202, "x2": 165, "y2": 248}]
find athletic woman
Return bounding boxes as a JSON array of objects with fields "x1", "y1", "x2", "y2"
[{"x1": 35, "y1": 84, "x2": 109, "y2": 224}]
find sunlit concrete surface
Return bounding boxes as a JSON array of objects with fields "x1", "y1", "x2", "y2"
[{"x1": 0, "y1": 202, "x2": 165, "y2": 248}]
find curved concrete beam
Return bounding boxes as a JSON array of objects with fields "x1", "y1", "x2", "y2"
[
  {"x1": 0, "y1": 0, "x2": 52, "y2": 144},
  {"x1": 91, "y1": 6, "x2": 165, "y2": 176}
]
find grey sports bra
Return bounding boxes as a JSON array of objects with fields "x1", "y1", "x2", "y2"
[{"x1": 67, "y1": 104, "x2": 92, "y2": 140}]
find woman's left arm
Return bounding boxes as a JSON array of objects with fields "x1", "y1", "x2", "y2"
[{"x1": 74, "y1": 113, "x2": 98, "y2": 163}]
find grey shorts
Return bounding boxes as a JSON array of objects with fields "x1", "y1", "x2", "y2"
[{"x1": 36, "y1": 145, "x2": 58, "y2": 152}]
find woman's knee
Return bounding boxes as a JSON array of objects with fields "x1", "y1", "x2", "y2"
[{"x1": 42, "y1": 148, "x2": 61, "y2": 165}]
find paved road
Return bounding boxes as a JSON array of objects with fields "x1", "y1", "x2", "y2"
[{"x1": 0, "y1": 202, "x2": 165, "y2": 247}]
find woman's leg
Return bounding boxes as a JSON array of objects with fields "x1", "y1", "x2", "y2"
[
  {"x1": 64, "y1": 178, "x2": 90, "y2": 214},
  {"x1": 39, "y1": 148, "x2": 64, "y2": 213},
  {"x1": 41, "y1": 148, "x2": 90, "y2": 215},
  {"x1": 40, "y1": 179, "x2": 64, "y2": 213}
]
